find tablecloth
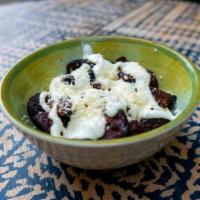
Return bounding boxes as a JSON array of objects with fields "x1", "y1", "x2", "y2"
[{"x1": 0, "y1": 0, "x2": 200, "y2": 199}]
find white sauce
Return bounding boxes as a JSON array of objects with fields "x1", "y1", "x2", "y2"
[{"x1": 39, "y1": 47, "x2": 176, "y2": 139}]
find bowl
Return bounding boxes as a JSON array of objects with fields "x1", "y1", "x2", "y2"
[{"x1": 1, "y1": 36, "x2": 200, "y2": 170}]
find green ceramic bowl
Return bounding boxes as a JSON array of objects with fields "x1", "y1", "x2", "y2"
[{"x1": 1, "y1": 36, "x2": 200, "y2": 169}]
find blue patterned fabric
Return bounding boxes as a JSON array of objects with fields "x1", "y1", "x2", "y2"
[{"x1": 0, "y1": 0, "x2": 200, "y2": 199}]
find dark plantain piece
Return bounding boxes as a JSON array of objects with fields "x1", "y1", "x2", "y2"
[
  {"x1": 62, "y1": 75, "x2": 75, "y2": 85},
  {"x1": 66, "y1": 59, "x2": 95, "y2": 73},
  {"x1": 88, "y1": 68, "x2": 96, "y2": 83},
  {"x1": 56, "y1": 98, "x2": 72, "y2": 127},
  {"x1": 27, "y1": 93, "x2": 44, "y2": 120},
  {"x1": 57, "y1": 98, "x2": 72, "y2": 117},
  {"x1": 151, "y1": 87, "x2": 177, "y2": 110},
  {"x1": 117, "y1": 68, "x2": 135, "y2": 83},
  {"x1": 103, "y1": 110, "x2": 129, "y2": 139},
  {"x1": 116, "y1": 56, "x2": 128, "y2": 62},
  {"x1": 148, "y1": 70, "x2": 159, "y2": 88},
  {"x1": 34, "y1": 112, "x2": 52, "y2": 133},
  {"x1": 27, "y1": 93, "x2": 52, "y2": 132},
  {"x1": 128, "y1": 118, "x2": 170, "y2": 135},
  {"x1": 128, "y1": 120, "x2": 143, "y2": 134},
  {"x1": 59, "y1": 116, "x2": 71, "y2": 128},
  {"x1": 141, "y1": 118, "x2": 170, "y2": 131},
  {"x1": 168, "y1": 95, "x2": 177, "y2": 111}
]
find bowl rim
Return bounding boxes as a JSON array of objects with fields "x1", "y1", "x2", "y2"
[{"x1": 1, "y1": 36, "x2": 200, "y2": 148}]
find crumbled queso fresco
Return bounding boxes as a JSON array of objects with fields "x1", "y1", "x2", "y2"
[{"x1": 39, "y1": 46, "x2": 176, "y2": 139}]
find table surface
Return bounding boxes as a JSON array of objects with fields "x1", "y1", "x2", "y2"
[{"x1": 0, "y1": 0, "x2": 200, "y2": 199}]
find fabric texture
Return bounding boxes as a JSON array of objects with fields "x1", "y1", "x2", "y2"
[{"x1": 0, "y1": 0, "x2": 200, "y2": 199}]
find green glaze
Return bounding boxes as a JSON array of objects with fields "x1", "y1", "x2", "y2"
[{"x1": 1, "y1": 36, "x2": 200, "y2": 147}]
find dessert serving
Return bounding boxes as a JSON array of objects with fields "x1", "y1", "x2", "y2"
[
  {"x1": 2, "y1": 36, "x2": 199, "y2": 169},
  {"x1": 27, "y1": 48, "x2": 177, "y2": 140}
]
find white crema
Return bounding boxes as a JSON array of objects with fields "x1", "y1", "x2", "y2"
[{"x1": 39, "y1": 48, "x2": 176, "y2": 139}]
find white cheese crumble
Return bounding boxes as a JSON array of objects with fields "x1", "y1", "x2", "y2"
[{"x1": 39, "y1": 49, "x2": 176, "y2": 139}]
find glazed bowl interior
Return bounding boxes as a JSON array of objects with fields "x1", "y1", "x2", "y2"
[{"x1": 1, "y1": 36, "x2": 200, "y2": 146}]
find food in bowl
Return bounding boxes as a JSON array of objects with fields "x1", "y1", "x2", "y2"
[{"x1": 27, "y1": 47, "x2": 177, "y2": 140}]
